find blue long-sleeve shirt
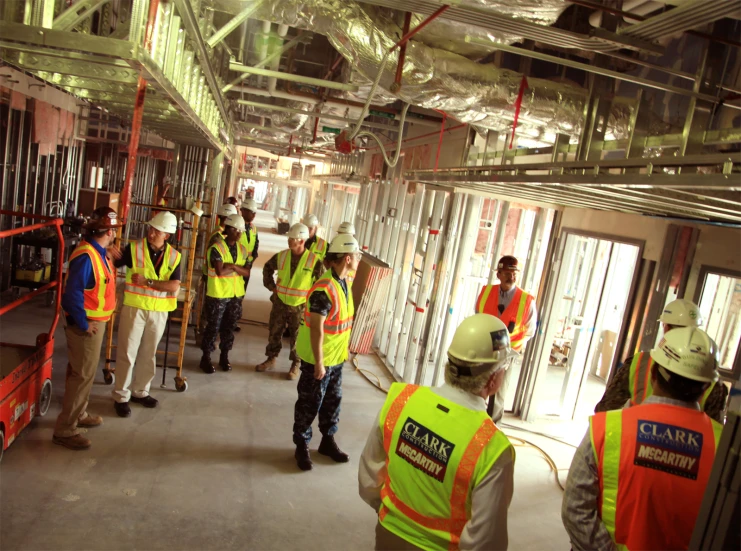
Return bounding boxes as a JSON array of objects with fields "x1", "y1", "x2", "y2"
[{"x1": 61, "y1": 238, "x2": 110, "y2": 331}]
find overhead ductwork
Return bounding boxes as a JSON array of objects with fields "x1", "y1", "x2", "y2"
[{"x1": 214, "y1": 0, "x2": 588, "y2": 137}]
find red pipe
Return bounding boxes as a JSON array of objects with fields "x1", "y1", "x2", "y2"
[
  {"x1": 434, "y1": 112, "x2": 448, "y2": 172},
  {"x1": 48, "y1": 220, "x2": 65, "y2": 339},
  {"x1": 119, "y1": 0, "x2": 160, "y2": 223},
  {"x1": 311, "y1": 116, "x2": 320, "y2": 144},
  {"x1": 392, "y1": 12, "x2": 413, "y2": 93},
  {"x1": 0, "y1": 281, "x2": 59, "y2": 317},
  {"x1": 391, "y1": 5, "x2": 450, "y2": 52}
]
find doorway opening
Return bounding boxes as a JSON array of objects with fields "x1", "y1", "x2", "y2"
[{"x1": 536, "y1": 232, "x2": 641, "y2": 423}]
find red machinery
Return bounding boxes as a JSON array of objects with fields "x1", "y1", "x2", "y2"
[{"x1": 0, "y1": 210, "x2": 64, "y2": 461}]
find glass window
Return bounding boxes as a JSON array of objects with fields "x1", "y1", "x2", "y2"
[{"x1": 696, "y1": 268, "x2": 741, "y2": 377}]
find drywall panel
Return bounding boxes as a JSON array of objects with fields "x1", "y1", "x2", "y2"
[
  {"x1": 685, "y1": 225, "x2": 741, "y2": 298},
  {"x1": 559, "y1": 208, "x2": 669, "y2": 261}
]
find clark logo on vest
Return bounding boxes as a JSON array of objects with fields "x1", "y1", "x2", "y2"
[
  {"x1": 635, "y1": 420, "x2": 703, "y2": 479},
  {"x1": 396, "y1": 418, "x2": 455, "y2": 482}
]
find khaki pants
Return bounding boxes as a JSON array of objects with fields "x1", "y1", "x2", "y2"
[
  {"x1": 54, "y1": 320, "x2": 107, "y2": 437},
  {"x1": 375, "y1": 522, "x2": 421, "y2": 551},
  {"x1": 113, "y1": 304, "x2": 168, "y2": 403}
]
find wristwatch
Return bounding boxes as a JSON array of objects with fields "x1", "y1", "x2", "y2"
[{"x1": 147, "y1": 279, "x2": 154, "y2": 287}]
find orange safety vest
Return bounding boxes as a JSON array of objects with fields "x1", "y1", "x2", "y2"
[
  {"x1": 476, "y1": 285, "x2": 534, "y2": 351},
  {"x1": 65, "y1": 241, "x2": 116, "y2": 322},
  {"x1": 590, "y1": 404, "x2": 723, "y2": 551}
]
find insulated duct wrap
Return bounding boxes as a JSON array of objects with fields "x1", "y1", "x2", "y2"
[
  {"x1": 239, "y1": 100, "x2": 311, "y2": 134},
  {"x1": 215, "y1": 0, "x2": 586, "y2": 136}
]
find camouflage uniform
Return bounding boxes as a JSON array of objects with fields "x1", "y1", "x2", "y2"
[
  {"x1": 595, "y1": 355, "x2": 728, "y2": 422},
  {"x1": 262, "y1": 252, "x2": 324, "y2": 360},
  {"x1": 292, "y1": 361, "x2": 343, "y2": 445}
]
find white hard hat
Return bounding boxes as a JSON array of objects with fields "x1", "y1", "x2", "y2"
[
  {"x1": 447, "y1": 314, "x2": 512, "y2": 375},
  {"x1": 149, "y1": 211, "x2": 177, "y2": 233},
  {"x1": 287, "y1": 223, "x2": 310, "y2": 240},
  {"x1": 328, "y1": 234, "x2": 360, "y2": 254},
  {"x1": 337, "y1": 221, "x2": 355, "y2": 235},
  {"x1": 224, "y1": 214, "x2": 246, "y2": 232},
  {"x1": 659, "y1": 298, "x2": 703, "y2": 328},
  {"x1": 217, "y1": 203, "x2": 238, "y2": 218},
  {"x1": 243, "y1": 199, "x2": 258, "y2": 212},
  {"x1": 302, "y1": 213, "x2": 319, "y2": 228},
  {"x1": 650, "y1": 327, "x2": 719, "y2": 383}
]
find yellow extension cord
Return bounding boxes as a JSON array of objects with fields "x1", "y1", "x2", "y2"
[{"x1": 351, "y1": 356, "x2": 569, "y2": 491}]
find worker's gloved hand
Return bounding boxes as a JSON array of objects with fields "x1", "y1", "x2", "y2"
[
  {"x1": 314, "y1": 361, "x2": 326, "y2": 380},
  {"x1": 107, "y1": 245, "x2": 122, "y2": 261},
  {"x1": 131, "y1": 273, "x2": 147, "y2": 286}
]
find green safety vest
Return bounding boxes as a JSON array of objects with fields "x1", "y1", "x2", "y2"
[
  {"x1": 309, "y1": 236, "x2": 328, "y2": 261},
  {"x1": 123, "y1": 239, "x2": 181, "y2": 312},
  {"x1": 239, "y1": 225, "x2": 258, "y2": 264},
  {"x1": 206, "y1": 239, "x2": 247, "y2": 299},
  {"x1": 628, "y1": 352, "x2": 715, "y2": 410},
  {"x1": 275, "y1": 249, "x2": 319, "y2": 306},
  {"x1": 378, "y1": 383, "x2": 513, "y2": 551},
  {"x1": 295, "y1": 270, "x2": 354, "y2": 366},
  {"x1": 202, "y1": 228, "x2": 224, "y2": 276}
]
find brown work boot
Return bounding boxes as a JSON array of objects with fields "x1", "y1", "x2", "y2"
[
  {"x1": 295, "y1": 442, "x2": 313, "y2": 471},
  {"x1": 286, "y1": 359, "x2": 300, "y2": 380},
  {"x1": 318, "y1": 435, "x2": 349, "y2": 463},
  {"x1": 77, "y1": 414, "x2": 103, "y2": 428},
  {"x1": 52, "y1": 434, "x2": 91, "y2": 450},
  {"x1": 255, "y1": 357, "x2": 276, "y2": 372}
]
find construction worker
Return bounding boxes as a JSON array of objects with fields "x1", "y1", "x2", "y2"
[
  {"x1": 200, "y1": 214, "x2": 250, "y2": 374},
  {"x1": 109, "y1": 211, "x2": 181, "y2": 417},
  {"x1": 336, "y1": 221, "x2": 357, "y2": 285},
  {"x1": 256, "y1": 223, "x2": 324, "y2": 379},
  {"x1": 239, "y1": 198, "x2": 259, "y2": 288},
  {"x1": 54, "y1": 207, "x2": 121, "y2": 450},
  {"x1": 359, "y1": 314, "x2": 516, "y2": 551},
  {"x1": 475, "y1": 255, "x2": 537, "y2": 422},
  {"x1": 293, "y1": 234, "x2": 360, "y2": 471},
  {"x1": 563, "y1": 327, "x2": 723, "y2": 551},
  {"x1": 595, "y1": 298, "x2": 727, "y2": 421},
  {"x1": 302, "y1": 213, "x2": 328, "y2": 261}
]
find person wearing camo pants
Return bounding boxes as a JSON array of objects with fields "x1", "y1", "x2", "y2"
[{"x1": 256, "y1": 223, "x2": 323, "y2": 379}]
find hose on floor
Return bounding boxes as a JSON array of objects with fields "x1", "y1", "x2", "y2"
[
  {"x1": 352, "y1": 355, "x2": 388, "y2": 393},
  {"x1": 506, "y1": 435, "x2": 568, "y2": 492}
]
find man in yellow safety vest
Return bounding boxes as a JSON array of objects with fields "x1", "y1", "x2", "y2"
[
  {"x1": 109, "y1": 211, "x2": 181, "y2": 417},
  {"x1": 199, "y1": 214, "x2": 250, "y2": 374},
  {"x1": 335, "y1": 221, "x2": 357, "y2": 285},
  {"x1": 359, "y1": 313, "x2": 516, "y2": 550},
  {"x1": 257, "y1": 223, "x2": 324, "y2": 379},
  {"x1": 595, "y1": 298, "x2": 727, "y2": 421},
  {"x1": 293, "y1": 234, "x2": 360, "y2": 471},
  {"x1": 302, "y1": 213, "x2": 328, "y2": 261},
  {"x1": 475, "y1": 255, "x2": 537, "y2": 423}
]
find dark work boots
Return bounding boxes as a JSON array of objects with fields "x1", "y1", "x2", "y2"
[
  {"x1": 295, "y1": 442, "x2": 313, "y2": 471},
  {"x1": 219, "y1": 352, "x2": 232, "y2": 372},
  {"x1": 200, "y1": 355, "x2": 215, "y2": 374},
  {"x1": 318, "y1": 435, "x2": 350, "y2": 463}
]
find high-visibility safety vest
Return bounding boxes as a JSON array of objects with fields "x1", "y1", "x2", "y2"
[
  {"x1": 239, "y1": 225, "x2": 258, "y2": 264},
  {"x1": 378, "y1": 383, "x2": 513, "y2": 551},
  {"x1": 309, "y1": 236, "x2": 328, "y2": 260},
  {"x1": 295, "y1": 270, "x2": 354, "y2": 366},
  {"x1": 476, "y1": 285, "x2": 534, "y2": 352},
  {"x1": 206, "y1": 240, "x2": 248, "y2": 299},
  {"x1": 347, "y1": 269, "x2": 356, "y2": 286},
  {"x1": 123, "y1": 239, "x2": 181, "y2": 312},
  {"x1": 590, "y1": 404, "x2": 722, "y2": 551},
  {"x1": 628, "y1": 352, "x2": 716, "y2": 411},
  {"x1": 275, "y1": 249, "x2": 319, "y2": 306},
  {"x1": 202, "y1": 229, "x2": 224, "y2": 276},
  {"x1": 65, "y1": 241, "x2": 116, "y2": 322}
]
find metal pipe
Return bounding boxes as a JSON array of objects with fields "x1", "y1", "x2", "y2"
[
  {"x1": 206, "y1": 0, "x2": 264, "y2": 48},
  {"x1": 228, "y1": 62, "x2": 360, "y2": 92},
  {"x1": 392, "y1": 12, "x2": 413, "y2": 93}
]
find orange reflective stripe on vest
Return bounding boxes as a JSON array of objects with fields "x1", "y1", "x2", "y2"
[
  {"x1": 66, "y1": 242, "x2": 116, "y2": 321},
  {"x1": 476, "y1": 284, "x2": 533, "y2": 351},
  {"x1": 380, "y1": 385, "x2": 500, "y2": 550},
  {"x1": 590, "y1": 404, "x2": 721, "y2": 551}
]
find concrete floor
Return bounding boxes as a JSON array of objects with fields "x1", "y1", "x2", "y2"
[{"x1": 0, "y1": 210, "x2": 573, "y2": 550}]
